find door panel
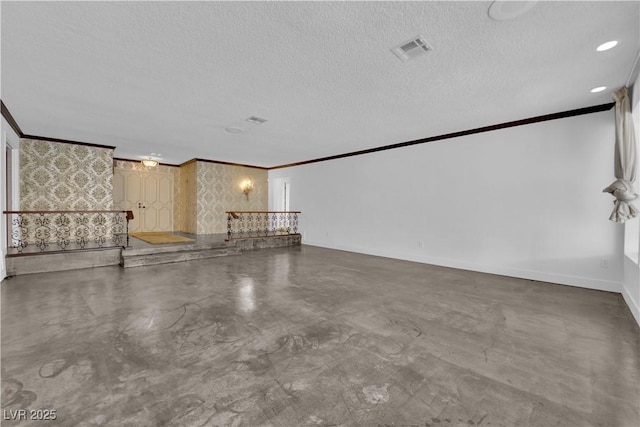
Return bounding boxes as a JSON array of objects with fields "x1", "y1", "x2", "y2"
[
  {"x1": 144, "y1": 206, "x2": 158, "y2": 230},
  {"x1": 114, "y1": 170, "x2": 141, "y2": 232},
  {"x1": 158, "y1": 176, "x2": 172, "y2": 204},
  {"x1": 142, "y1": 175, "x2": 157, "y2": 230},
  {"x1": 143, "y1": 175, "x2": 157, "y2": 206},
  {"x1": 127, "y1": 175, "x2": 142, "y2": 205},
  {"x1": 155, "y1": 176, "x2": 173, "y2": 231},
  {"x1": 158, "y1": 206, "x2": 172, "y2": 230}
]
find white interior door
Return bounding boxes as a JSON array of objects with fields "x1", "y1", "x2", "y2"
[
  {"x1": 271, "y1": 177, "x2": 291, "y2": 230},
  {"x1": 114, "y1": 169, "x2": 173, "y2": 232},
  {"x1": 142, "y1": 173, "x2": 173, "y2": 231},
  {"x1": 272, "y1": 177, "x2": 290, "y2": 211}
]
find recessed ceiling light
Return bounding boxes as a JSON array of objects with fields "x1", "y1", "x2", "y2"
[
  {"x1": 246, "y1": 116, "x2": 268, "y2": 124},
  {"x1": 597, "y1": 41, "x2": 618, "y2": 52},
  {"x1": 590, "y1": 86, "x2": 607, "y2": 93},
  {"x1": 225, "y1": 127, "x2": 244, "y2": 134},
  {"x1": 488, "y1": 1, "x2": 538, "y2": 21}
]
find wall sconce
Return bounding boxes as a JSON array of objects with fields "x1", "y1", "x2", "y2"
[
  {"x1": 141, "y1": 157, "x2": 158, "y2": 168},
  {"x1": 240, "y1": 179, "x2": 254, "y2": 200}
]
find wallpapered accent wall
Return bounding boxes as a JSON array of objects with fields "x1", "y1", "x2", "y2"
[
  {"x1": 20, "y1": 139, "x2": 113, "y2": 210},
  {"x1": 114, "y1": 160, "x2": 181, "y2": 231},
  {"x1": 19, "y1": 141, "x2": 266, "y2": 236},
  {"x1": 179, "y1": 161, "x2": 198, "y2": 234},
  {"x1": 196, "y1": 162, "x2": 267, "y2": 234}
]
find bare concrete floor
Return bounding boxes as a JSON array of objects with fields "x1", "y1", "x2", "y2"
[{"x1": 1, "y1": 246, "x2": 638, "y2": 426}]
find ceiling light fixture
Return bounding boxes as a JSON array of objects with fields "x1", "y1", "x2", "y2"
[
  {"x1": 597, "y1": 41, "x2": 618, "y2": 52},
  {"x1": 488, "y1": 1, "x2": 538, "y2": 21},
  {"x1": 142, "y1": 158, "x2": 158, "y2": 167},
  {"x1": 590, "y1": 86, "x2": 607, "y2": 93},
  {"x1": 246, "y1": 116, "x2": 268, "y2": 124},
  {"x1": 225, "y1": 127, "x2": 244, "y2": 134}
]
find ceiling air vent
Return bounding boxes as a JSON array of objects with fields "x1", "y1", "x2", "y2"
[
  {"x1": 246, "y1": 116, "x2": 268, "y2": 124},
  {"x1": 391, "y1": 36, "x2": 432, "y2": 62}
]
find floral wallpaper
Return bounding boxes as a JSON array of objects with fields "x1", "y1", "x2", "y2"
[
  {"x1": 114, "y1": 159, "x2": 181, "y2": 231},
  {"x1": 179, "y1": 161, "x2": 198, "y2": 234},
  {"x1": 196, "y1": 162, "x2": 267, "y2": 234},
  {"x1": 20, "y1": 139, "x2": 113, "y2": 211},
  {"x1": 18, "y1": 140, "x2": 266, "y2": 238}
]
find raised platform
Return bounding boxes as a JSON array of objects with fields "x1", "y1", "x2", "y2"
[
  {"x1": 121, "y1": 241, "x2": 240, "y2": 268},
  {"x1": 233, "y1": 234, "x2": 302, "y2": 250},
  {"x1": 4, "y1": 233, "x2": 302, "y2": 276},
  {"x1": 5, "y1": 248, "x2": 122, "y2": 276}
]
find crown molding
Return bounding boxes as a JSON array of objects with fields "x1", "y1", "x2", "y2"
[
  {"x1": 1, "y1": 100, "x2": 24, "y2": 137},
  {"x1": 2, "y1": 100, "x2": 616, "y2": 170},
  {"x1": 113, "y1": 157, "x2": 180, "y2": 168},
  {"x1": 269, "y1": 102, "x2": 615, "y2": 170}
]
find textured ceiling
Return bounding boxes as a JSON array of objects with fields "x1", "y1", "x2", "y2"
[{"x1": 1, "y1": 1, "x2": 639, "y2": 167}]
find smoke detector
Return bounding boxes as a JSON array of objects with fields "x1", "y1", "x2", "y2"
[{"x1": 391, "y1": 36, "x2": 432, "y2": 62}]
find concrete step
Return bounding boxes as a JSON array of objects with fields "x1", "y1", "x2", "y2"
[
  {"x1": 6, "y1": 248, "x2": 122, "y2": 276},
  {"x1": 4, "y1": 235, "x2": 301, "y2": 275},
  {"x1": 120, "y1": 242, "x2": 240, "y2": 268}
]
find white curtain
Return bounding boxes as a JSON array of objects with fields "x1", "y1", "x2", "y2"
[{"x1": 603, "y1": 86, "x2": 639, "y2": 223}]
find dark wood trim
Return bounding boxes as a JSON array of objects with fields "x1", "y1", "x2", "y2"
[
  {"x1": 269, "y1": 102, "x2": 616, "y2": 170},
  {"x1": 1, "y1": 100, "x2": 24, "y2": 137},
  {"x1": 3, "y1": 210, "x2": 129, "y2": 214},
  {"x1": 22, "y1": 134, "x2": 116, "y2": 150},
  {"x1": 2, "y1": 100, "x2": 118, "y2": 150},
  {"x1": 113, "y1": 157, "x2": 180, "y2": 168},
  {"x1": 180, "y1": 158, "x2": 197, "y2": 167},
  {"x1": 191, "y1": 157, "x2": 268, "y2": 170},
  {"x1": 123, "y1": 156, "x2": 266, "y2": 170},
  {"x1": 3, "y1": 100, "x2": 615, "y2": 170}
]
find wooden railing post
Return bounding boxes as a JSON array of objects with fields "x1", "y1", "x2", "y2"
[{"x1": 125, "y1": 210, "x2": 134, "y2": 248}]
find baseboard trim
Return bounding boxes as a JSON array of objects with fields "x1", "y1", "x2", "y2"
[
  {"x1": 302, "y1": 240, "x2": 622, "y2": 293},
  {"x1": 0, "y1": 248, "x2": 5, "y2": 282},
  {"x1": 622, "y1": 285, "x2": 640, "y2": 326}
]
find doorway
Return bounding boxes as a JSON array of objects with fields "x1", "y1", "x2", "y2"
[
  {"x1": 5, "y1": 145, "x2": 12, "y2": 213},
  {"x1": 272, "y1": 177, "x2": 290, "y2": 211},
  {"x1": 5, "y1": 141, "x2": 18, "y2": 249},
  {"x1": 113, "y1": 169, "x2": 174, "y2": 232}
]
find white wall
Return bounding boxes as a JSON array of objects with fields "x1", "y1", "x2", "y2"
[
  {"x1": 1, "y1": 122, "x2": 4, "y2": 280},
  {"x1": 1, "y1": 117, "x2": 20, "y2": 281},
  {"x1": 621, "y1": 60, "x2": 640, "y2": 325},
  {"x1": 270, "y1": 109, "x2": 623, "y2": 293}
]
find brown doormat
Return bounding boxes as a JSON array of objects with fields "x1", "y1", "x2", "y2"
[{"x1": 129, "y1": 232, "x2": 195, "y2": 244}]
